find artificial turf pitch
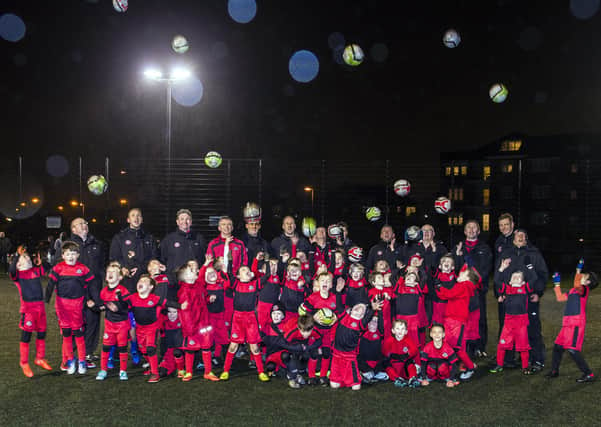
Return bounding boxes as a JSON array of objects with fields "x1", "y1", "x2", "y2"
[{"x1": 0, "y1": 277, "x2": 599, "y2": 426}]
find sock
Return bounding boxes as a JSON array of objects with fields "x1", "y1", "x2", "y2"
[
  {"x1": 130, "y1": 340, "x2": 139, "y2": 354},
  {"x1": 214, "y1": 344, "x2": 222, "y2": 359},
  {"x1": 101, "y1": 351, "x2": 110, "y2": 371},
  {"x1": 568, "y1": 350, "x2": 592, "y2": 376},
  {"x1": 63, "y1": 336, "x2": 74, "y2": 361},
  {"x1": 35, "y1": 339, "x2": 45, "y2": 359},
  {"x1": 551, "y1": 344, "x2": 564, "y2": 372},
  {"x1": 456, "y1": 349, "x2": 474, "y2": 370},
  {"x1": 308, "y1": 358, "x2": 317, "y2": 378},
  {"x1": 75, "y1": 336, "x2": 86, "y2": 362},
  {"x1": 175, "y1": 355, "x2": 184, "y2": 371},
  {"x1": 149, "y1": 355, "x2": 159, "y2": 375},
  {"x1": 119, "y1": 351, "x2": 128, "y2": 372},
  {"x1": 202, "y1": 351, "x2": 213, "y2": 375},
  {"x1": 185, "y1": 352, "x2": 195, "y2": 374},
  {"x1": 497, "y1": 348, "x2": 505, "y2": 367},
  {"x1": 253, "y1": 353, "x2": 264, "y2": 374},
  {"x1": 223, "y1": 350, "x2": 235, "y2": 373},
  {"x1": 520, "y1": 351, "x2": 530, "y2": 369},
  {"x1": 320, "y1": 357, "x2": 330, "y2": 378},
  {"x1": 19, "y1": 342, "x2": 29, "y2": 364}
]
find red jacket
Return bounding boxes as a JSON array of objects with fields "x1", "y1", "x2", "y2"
[
  {"x1": 177, "y1": 280, "x2": 210, "y2": 338},
  {"x1": 206, "y1": 236, "x2": 248, "y2": 275},
  {"x1": 435, "y1": 279, "x2": 476, "y2": 323}
]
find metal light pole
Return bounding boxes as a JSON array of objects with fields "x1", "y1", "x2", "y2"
[{"x1": 144, "y1": 68, "x2": 190, "y2": 233}]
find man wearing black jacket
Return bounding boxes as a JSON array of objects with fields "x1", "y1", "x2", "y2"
[
  {"x1": 160, "y1": 209, "x2": 206, "y2": 275},
  {"x1": 494, "y1": 229, "x2": 548, "y2": 372},
  {"x1": 110, "y1": 208, "x2": 159, "y2": 293},
  {"x1": 70, "y1": 217, "x2": 104, "y2": 367},
  {"x1": 453, "y1": 220, "x2": 493, "y2": 358},
  {"x1": 270, "y1": 216, "x2": 311, "y2": 261},
  {"x1": 366, "y1": 225, "x2": 403, "y2": 273},
  {"x1": 240, "y1": 220, "x2": 270, "y2": 262}
]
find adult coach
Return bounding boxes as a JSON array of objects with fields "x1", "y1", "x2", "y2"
[
  {"x1": 453, "y1": 220, "x2": 493, "y2": 358},
  {"x1": 70, "y1": 217, "x2": 104, "y2": 367},
  {"x1": 160, "y1": 209, "x2": 206, "y2": 274},
  {"x1": 494, "y1": 229, "x2": 548, "y2": 372},
  {"x1": 270, "y1": 216, "x2": 311, "y2": 261},
  {"x1": 109, "y1": 208, "x2": 159, "y2": 293},
  {"x1": 206, "y1": 216, "x2": 248, "y2": 275},
  {"x1": 366, "y1": 224, "x2": 403, "y2": 272},
  {"x1": 494, "y1": 213, "x2": 516, "y2": 361}
]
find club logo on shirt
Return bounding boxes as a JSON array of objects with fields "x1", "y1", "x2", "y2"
[
  {"x1": 298, "y1": 283, "x2": 304, "y2": 289},
  {"x1": 232, "y1": 333, "x2": 238, "y2": 338},
  {"x1": 351, "y1": 322, "x2": 358, "y2": 328},
  {"x1": 498, "y1": 246, "x2": 503, "y2": 253},
  {"x1": 174, "y1": 242, "x2": 181, "y2": 248},
  {"x1": 330, "y1": 303, "x2": 336, "y2": 308},
  {"x1": 249, "y1": 285, "x2": 254, "y2": 291},
  {"x1": 177, "y1": 322, "x2": 181, "y2": 327},
  {"x1": 26, "y1": 321, "x2": 32, "y2": 326},
  {"x1": 377, "y1": 251, "x2": 383, "y2": 256},
  {"x1": 403, "y1": 346, "x2": 408, "y2": 353},
  {"x1": 125, "y1": 240, "x2": 132, "y2": 246},
  {"x1": 500, "y1": 339, "x2": 505, "y2": 344},
  {"x1": 103, "y1": 333, "x2": 109, "y2": 339},
  {"x1": 194, "y1": 242, "x2": 199, "y2": 246},
  {"x1": 442, "y1": 352, "x2": 448, "y2": 357},
  {"x1": 374, "y1": 334, "x2": 379, "y2": 339},
  {"x1": 148, "y1": 300, "x2": 154, "y2": 306},
  {"x1": 233, "y1": 247, "x2": 239, "y2": 251},
  {"x1": 189, "y1": 339, "x2": 195, "y2": 345},
  {"x1": 225, "y1": 321, "x2": 230, "y2": 326},
  {"x1": 76, "y1": 269, "x2": 82, "y2": 274}
]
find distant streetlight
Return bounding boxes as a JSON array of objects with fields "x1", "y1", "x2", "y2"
[
  {"x1": 31, "y1": 197, "x2": 40, "y2": 204},
  {"x1": 70, "y1": 200, "x2": 79, "y2": 207},
  {"x1": 57, "y1": 205, "x2": 64, "y2": 211},
  {"x1": 144, "y1": 66, "x2": 191, "y2": 232},
  {"x1": 304, "y1": 186, "x2": 314, "y2": 216},
  {"x1": 119, "y1": 198, "x2": 128, "y2": 206}
]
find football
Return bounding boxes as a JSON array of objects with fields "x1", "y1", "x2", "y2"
[
  {"x1": 343, "y1": 44, "x2": 364, "y2": 66},
  {"x1": 172, "y1": 35, "x2": 189, "y2": 54},
  {"x1": 394, "y1": 179, "x2": 411, "y2": 197},
  {"x1": 87, "y1": 175, "x2": 108, "y2": 196},
  {"x1": 489, "y1": 83, "x2": 508, "y2": 103},
  {"x1": 434, "y1": 196, "x2": 452, "y2": 214},
  {"x1": 204, "y1": 151, "x2": 222, "y2": 168},
  {"x1": 443, "y1": 29, "x2": 461, "y2": 48}
]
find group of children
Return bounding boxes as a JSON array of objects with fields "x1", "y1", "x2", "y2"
[{"x1": 11, "y1": 236, "x2": 597, "y2": 388}]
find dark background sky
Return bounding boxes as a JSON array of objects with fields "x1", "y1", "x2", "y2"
[{"x1": 3, "y1": 0, "x2": 601, "y2": 162}]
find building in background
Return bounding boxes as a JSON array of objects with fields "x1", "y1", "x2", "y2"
[{"x1": 441, "y1": 133, "x2": 601, "y2": 272}]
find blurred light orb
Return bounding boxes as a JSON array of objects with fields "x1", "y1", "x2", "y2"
[
  {"x1": 289, "y1": 50, "x2": 320, "y2": 83},
  {"x1": 172, "y1": 77, "x2": 204, "y2": 107},
  {"x1": 443, "y1": 29, "x2": 461, "y2": 48},
  {"x1": 0, "y1": 14, "x2": 26, "y2": 42},
  {"x1": 46, "y1": 155, "x2": 69, "y2": 177},
  {"x1": 570, "y1": 0, "x2": 600, "y2": 19},
  {"x1": 328, "y1": 32, "x2": 345, "y2": 49},
  {"x1": 343, "y1": 44, "x2": 364, "y2": 66},
  {"x1": 332, "y1": 46, "x2": 345, "y2": 65},
  {"x1": 172, "y1": 35, "x2": 189, "y2": 54},
  {"x1": 370, "y1": 43, "x2": 389, "y2": 62},
  {"x1": 489, "y1": 83, "x2": 509, "y2": 103},
  {"x1": 228, "y1": 0, "x2": 257, "y2": 24},
  {"x1": 113, "y1": 0, "x2": 128, "y2": 12}
]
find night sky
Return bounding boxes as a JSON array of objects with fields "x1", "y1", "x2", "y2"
[{"x1": 3, "y1": 0, "x2": 601, "y2": 164}]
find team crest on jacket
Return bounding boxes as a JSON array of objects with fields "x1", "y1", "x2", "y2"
[
  {"x1": 233, "y1": 247, "x2": 239, "y2": 251},
  {"x1": 500, "y1": 339, "x2": 505, "y2": 344},
  {"x1": 174, "y1": 242, "x2": 180, "y2": 248},
  {"x1": 26, "y1": 321, "x2": 32, "y2": 326},
  {"x1": 103, "y1": 333, "x2": 109, "y2": 339},
  {"x1": 330, "y1": 303, "x2": 336, "y2": 308},
  {"x1": 298, "y1": 282, "x2": 304, "y2": 289},
  {"x1": 442, "y1": 352, "x2": 448, "y2": 357},
  {"x1": 177, "y1": 322, "x2": 181, "y2": 327},
  {"x1": 232, "y1": 333, "x2": 238, "y2": 338},
  {"x1": 76, "y1": 269, "x2": 82, "y2": 274},
  {"x1": 189, "y1": 340, "x2": 195, "y2": 345},
  {"x1": 148, "y1": 300, "x2": 154, "y2": 306},
  {"x1": 125, "y1": 240, "x2": 131, "y2": 245},
  {"x1": 249, "y1": 285, "x2": 254, "y2": 291},
  {"x1": 351, "y1": 322, "x2": 358, "y2": 328},
  {"x1": 377, "y1": 251, "x2": 383, "y2": 256},
  {"x1": 403, "y1": 346, "x2": 408, "y2": 353},
  {"x1": 498, "y1": 246, "x2": 503, "y2": 253},
  {"x1": 373, "y1": 334, "x2": 379, "y2": 339}
]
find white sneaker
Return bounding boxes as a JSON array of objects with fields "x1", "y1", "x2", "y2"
[
  {"x1": 67, "y1": 359, "x2": 77, "y2": 375},
  {"x1": 374, "y1": 371, "x2": 389, "y2": 381},
  {"x1": 459, "y1": 369, "x2": 475, "y2": 380},
  {"x1": 96, "y1": 370, "x2": 107, "y2": 381},
  {"x1": 78, "y1": 360, "x2": 87, "y2": 375}
]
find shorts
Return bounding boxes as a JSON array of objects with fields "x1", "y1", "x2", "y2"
[
  {"x1": 102, "y1": 319, "x2": 130, "y2": 347},
  {"x1": 208, "y1": 311, "x2": 229, "y2": 346},
  {"x1": 386, "y1": 361, "x2": 417, "y2": 380},
  {"x1": 55, "y1": 296, "x2": 84, "y2": 330},
  {"x1": 223, "y1": 296, "x2": 234, "y2": 332},
  {"x1": 19, "y1": 302, "x2": 46, "y2": 332},
  {"x1": 555, "y1": 324, "x2": 586, "y2": 351},
  {"x1": 465, "y1": 309, "x2": 480, "y2": 341},
  {"x1": 315, "y1": 326, "x2": 334, "y2": 349},
  {"x1": 256, "y1": 300, "x2": 274, "y2": 331},
  {"x1": 182, "y1": 326, "x2": 214, "y2": 351},
  {"x1": 425, "y1": 362, "x2": 452, "y2": 380},
  {"x1": 444, "y1": 318, "x2": 466, "y2": 351},
  {"x1": 136, "y1": 323, "x2": 159, "y2": 353},
  {"x1": 266, "y1": 350, "x2": 286, "y2": 370},
  {"x1": 329, "y1": 351, "x2": 361, "y2": 387},
  {"x1": 230, "y1": 311, "x2": 261, "y2": 344},
  {"x1": 498, "y1": 322, "x2": 530, "y2": 352}
]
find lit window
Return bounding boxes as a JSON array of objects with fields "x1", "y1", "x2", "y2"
[
  {"x1": 482, "y1": 214, "x2": 490, "y2": 231},
  {"x1": 453, "y1": 217, "x2": 458, "y2": 225},
  {"x1": 570, "y1": 163, "x2": 578, "y2": 173},
  {"x1": 500, "y1": 140, "x2": 522, "y2": 152},
  {"x1": 459, "y1": 188, "x2": 464, "y2": 201},
  {"x1": 448, "y1": 188, "x2": 453, "y2": 199},
  {"x1": 502, "y1": 163, "x2": 513, "y2": 173},
  {"x1": 448, "y1": 217, "x2": 452, "y2": 226},
  {"x1": 483, "y1": 189, "x2": 490, "y2": 206},
  {"x1": 461, "y1": 166, "x2": 467, "y2": 176},
  {"x1": 458, "y1": 215, "x2": 463, "y2": 225},
  {"x1": 406, "y1": 206, "x2": 416, "y2": 216},
  {"x1": 570, "y1": 190, "x2": 577, "y2": 200},
  {"x1": 445, "y1": 166, "x2": 451, "y2": 176},
  {"x1": 453, "y1": 166, "x2": 459, "y2": 176},
  {"x1": 483, "y1": 166, "x2": 491, "y2": 181}
]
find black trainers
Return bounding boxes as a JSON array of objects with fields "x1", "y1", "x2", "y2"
[
  {"x1": 576, "y1": 373, "x2": 596, "y2": 383},
  {"x1": 529, "y1": 362, "x2": 544, "y2": 373},
  {"x1": 545, "y1": 370, "x2": 559, "y2": 379}
]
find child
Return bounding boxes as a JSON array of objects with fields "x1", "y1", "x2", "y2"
[
  {"x1": 220, "y1": 266, "x2": 270, "y2": 382},
  {"x1": 345, "y1": 263, "x2": 369, "y2": 308},
  {"x1": 301, "y1": 272, "x2": 344, "y2": 385},
  {"x1": 431, "y1": 255, "x2": 456, "y2": 325},
  {"x1": 358, "y1": 314, "x2": 388, "y2": 383},
  {"x1": 368, "y1": 272, "x2": 394, "y2": 339},
  {"x1": 280, "y1": 262, "x2": 308, "y2": 320},
  {"x1": 329, "y1": 299, "x2": 384, "y2": 390},
  {"x1": 254, "y1": 255, "x2": 281, "y2": 331},
  {"x1": 393, "y1": 270, "x2": 424, "y2": 348},
  {"x1": 45, "y1": 241, "x2": 96, "y2": 375},
  {"x1": 435, "y1": 266, "x2": 479, "y2": 380},
  {"x1": 10, "y1": 251, "x2": 52, "y2": 377},
  {"x1": 158, "y1": 307, "x2": 184, "y2": 378},
  {"x1": 261, "y1": 304, "x2": 288, "y2": 375},
  {"x1": 489, "y1": 271, "x2": 534, "y2": 375},
  {"x1": 177, "y1": 261, "x2": 219, "y2": 382},
  {"x1": 201, "y1": 255, "x2": 230, "y2": 364},
  {"x1": 95, "y1": 263, "x2": 130, "y2": 381},
  {"x1": 546, "y1": 260, "x2": 598, "y2": 383},
  {"x1": 148, "y1": 259, "x2": 171, "y2": 300},
  {"x1": 382, "y1": 319, "x2": 420, "y2": 388},
  {"x1": 331, "y1": 249, "x2": 347, "y2": 279},
  {"x1": 419, "y1": 324, "x2": 460, "y2": 388},
  {"x1": 119, "y1": 274, "x2": 185, "y2": 383}
]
